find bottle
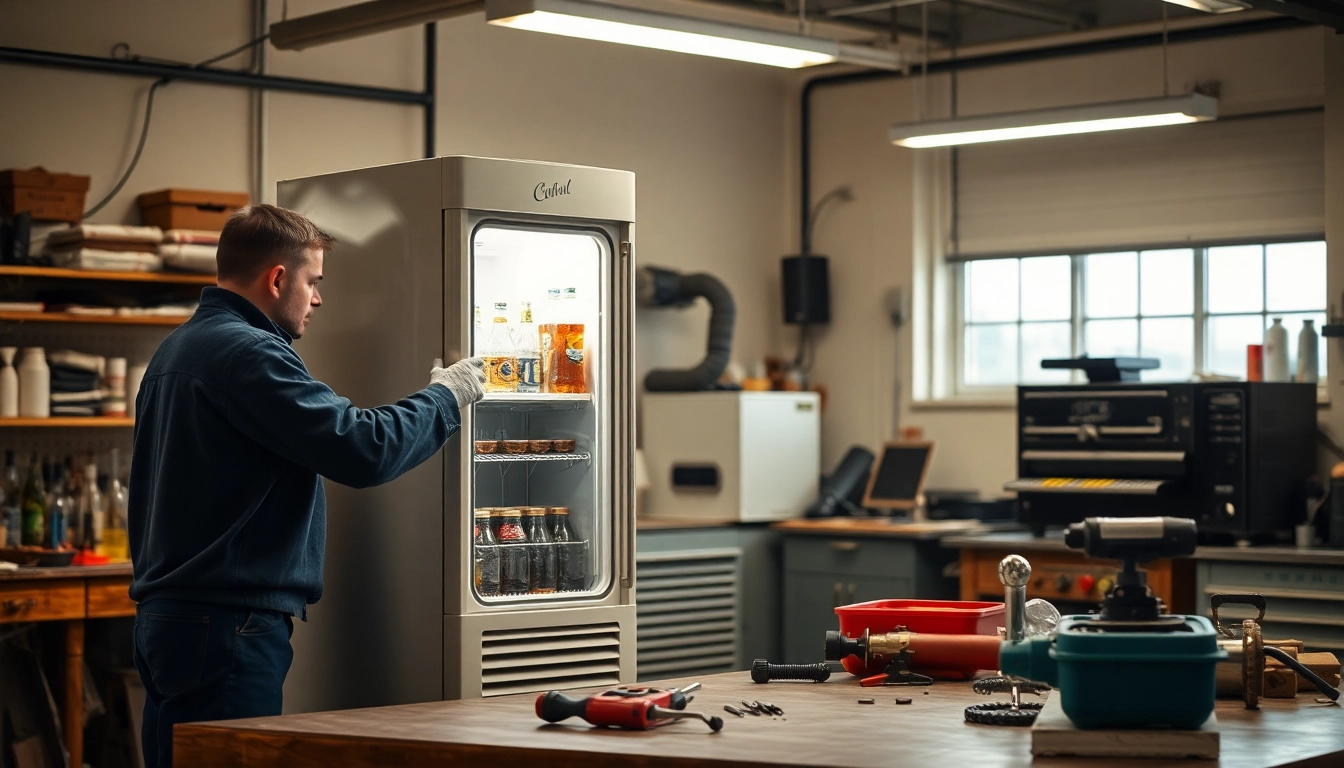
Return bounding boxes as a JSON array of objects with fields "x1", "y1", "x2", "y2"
[
  {"x1": 19, "y1": 454, "x2": 46, "y2": 546},
  {"x1": 104, "y1": 357, "x2": 128, "y2": 418},
  {"x1": 543, "y1": 288, "x2": 587, "y2": 394},
  {"x1": 82, "y1": 461, "x2": 104, "y2": 554},
  {"x1": 17, "y1": 347, "x2": 49, "y2": 418},
  {"x1": 1297, "y1": 319, "x2": 1319, "y2": 384},
  {"x1": 0, "y1": 346, "x2": 17, "y2": 418},
  {"x1": 524, "y1": 507, "x2": 557, "y2": 594},
  {"x1": 103, "y1": 449, "x2": 130, "y2": 560},
  {"x1": 0, "y1": 450, "x2": 19, "y2": 546},
  {"x1": 473, "y1": 508, "x2": 501, "y2": 597},
  {"x1": 515, "y1": 302, "x2": 542, "y2": 394},
  {"x1": 482, "y1": 302, "x2": 519, "y2": 393},
  {"x1": 495, "y1": 508, "x2": 530, "y2": 595},
  {"x1": 540, "y1": 288, "x2": 561, "y2": 393},
  {"x1": 547, "y1": 506, "x2": 586, "y2": 592},
  {"x1": 1264, "y1": 318, "x2": 1290, "y2": 382},
  {"x1": 49, "y1": 465, "x2": 73, "y2": 549}
]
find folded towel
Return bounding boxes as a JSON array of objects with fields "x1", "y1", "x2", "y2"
[
  {"x1": 52, "y1": 404, "x2": 101, "y2": 416},
  {"x1": 163, "y1": 229, "x2": 221, "y2": 245},
  {"x1": 48, "y1": 350, "x2": 104, "y2": 373},
  {"x1": 46, "y1": 224, "x2": 163, "y2": 247},
  {"x1": 50, "y1": 389, "x2": 106, "y2": 404},
  {"x1": 51, "y1": 376, "x2": 101, "y2": 393},
  {"x1": 48, "y1": 248, "x2": 163, "y2": 272},
  {"x1": 158, "y1": 242, "x2": 217, "y2": 274},
  {"x1": 0, "y1": 301, "x2": 44, "y2": 312}
]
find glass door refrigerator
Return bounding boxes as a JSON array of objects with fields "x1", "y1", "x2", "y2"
[{"x1": 278, "y1": 156, "x2": 636, "y2": 711}]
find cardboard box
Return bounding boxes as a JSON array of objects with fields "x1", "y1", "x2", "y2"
[
  {"x1": 1, "y1": 167, "x2": 91, "y2": 222},
  {"x1": 136, "y1": 188, "x2": 248, "y2": 232}
]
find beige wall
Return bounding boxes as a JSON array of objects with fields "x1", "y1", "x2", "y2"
[
  {"x1": 800, "y1": 25, "x2": 1329, "y2": 496},
  {"x1": 0, "y1": 0, "x2": 792, "y2": 391}
]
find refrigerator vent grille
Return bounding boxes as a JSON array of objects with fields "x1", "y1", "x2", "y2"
[
  {"x1": 636, "y1": 547, "x2": 741, "y2": 681},
  {"x1": 480, "y1": 623, "x2": 622, "y2": 697}
]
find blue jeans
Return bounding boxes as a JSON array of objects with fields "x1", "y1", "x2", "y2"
[{"x1": 133, "y1": 599, "x2": 294, "y2": 768}]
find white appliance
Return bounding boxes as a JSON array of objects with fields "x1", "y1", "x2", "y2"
[
  {"x1": 278, "y1": 156, "x2": 636, "y2": 709},
  {"x1": 642, "y1": 391, "x2": 820, "y2": 522}
]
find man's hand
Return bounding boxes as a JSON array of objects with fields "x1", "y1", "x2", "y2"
[{"x1": 431, "y1": 357, "x2": 486, "y2": 407}]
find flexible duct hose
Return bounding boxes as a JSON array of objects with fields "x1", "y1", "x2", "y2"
[{"x1": 639, "y1": 267, "x2": 736, "y2": 392}]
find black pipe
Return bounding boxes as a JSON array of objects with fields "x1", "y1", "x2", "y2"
[
  {"x1": 0, "y1": 44, "x2": 432, "y2": 105},
  {"x1": 799, "y1": 15, "x2": 1306, "y2": 251},
  {"x1": 640, "y1": 267, "x2": 736, "y2": 392},
  {"x1": 424, "y1": 23, "x2": 437, "y2": 158},
  {"x1": 1263, "y1": 646, "x2": 1341, "y2": 701}
]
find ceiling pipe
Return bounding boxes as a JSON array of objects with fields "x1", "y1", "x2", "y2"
[{"x1": 959, "y1": 0, "x2": 1090, "y2": 28}]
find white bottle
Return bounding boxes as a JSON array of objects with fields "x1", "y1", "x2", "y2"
[
  {"x1": 1297, "y1": 319, "x2": 1319, "y2": 384},
  {"x1": 17, "y1": 347, "x2": 50, "y2": 418},
  {"x1": 514, "y1": 302, "x2": 541, "y2": 393},
  {"x1": 1264, "y1": 319, "x2": 1290, "y2": 383},
  {"x1": 0, "y1": 347, "x2": 17, "y2": 418}
]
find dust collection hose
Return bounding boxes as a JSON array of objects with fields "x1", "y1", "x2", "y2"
[
  {"x1": 1263, "y1": 646, "x2": 1341, "y2": 701},
  {"x1": 638, "y1": 266, "x2": 736, "y2": 392}
]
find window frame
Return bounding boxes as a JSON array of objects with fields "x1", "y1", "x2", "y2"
[{"x1": 953, "y1": 239, "x2": 1328, "y2": 400}]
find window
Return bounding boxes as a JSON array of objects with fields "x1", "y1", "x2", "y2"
[{"x1": 958, "y1": 241, "x2": 1327, "y2": 392}]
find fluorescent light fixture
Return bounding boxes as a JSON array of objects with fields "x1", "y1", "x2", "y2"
[
  {"x1": 890, "y1": 93, "x2": 1219, "y2": 149},
  {"x1": 1160, "y1": 0, "x2": 1250, "y2": 13},
  {"x1": 486, "y1": 0, "x2": 846, "y2": 69}
]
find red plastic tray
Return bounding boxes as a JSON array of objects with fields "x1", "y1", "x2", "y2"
[{"x1": 834, "y1": 599, "x2": 1004, "y2": 678}]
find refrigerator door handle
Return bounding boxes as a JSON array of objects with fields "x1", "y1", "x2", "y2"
[{"x1": 619, "y1": 238, "x2": 636, "y2": 593}]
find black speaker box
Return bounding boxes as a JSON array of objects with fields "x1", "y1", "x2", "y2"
[{"x1": 782, "y1": 254, "x2": 830, "y2": 325}]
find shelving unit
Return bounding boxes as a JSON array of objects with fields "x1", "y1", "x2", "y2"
[
  {"x1": 0, "y1": 417, "x2": 133, "y2": 428},
  {"x1": 0, "y1": 311, "x2": 189, "y2": 326},
  {"x1": 0, "y1": 265, "x2": 215, "y2": 286},
  {"x1": 481, "y1": 393, "x2": 592, "y2": 403},
  {"x1": 474, "y1": 452, "x2": 591, "y2": 464}
]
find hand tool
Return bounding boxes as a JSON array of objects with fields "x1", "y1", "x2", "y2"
[
  {"x1": 751, "y1": 659, "x2": 831, "y2": 683},
  {"x1": 1210, "y1": 593, "x2": 1341, "y2": 708},
  {"x1": 825, "y1": 628, "x2": 1000, "y2": 685},
  {"x1": 723, "y1": 705, "x2": 746, "y2": 718},
  {"x1": 535, "y1": 682, "x2": 723, "y2": 732},
  {"x1": 739, "y1": 700, "x2": 762, "y2": 715}
]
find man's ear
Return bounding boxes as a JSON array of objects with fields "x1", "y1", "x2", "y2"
[{"x1": 264, "y1": 264, "x2": 287, "y2": 299}]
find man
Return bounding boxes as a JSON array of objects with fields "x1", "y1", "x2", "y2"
[{"x1": 128, "y1": 204, "x2": 485, "y2": 768}]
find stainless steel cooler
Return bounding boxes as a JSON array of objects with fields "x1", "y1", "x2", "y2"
[{"x1": 278, "y1": 156, "x2": 636, "y2": 711}]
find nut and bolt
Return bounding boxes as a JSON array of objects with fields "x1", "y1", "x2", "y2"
[{"x1": 751, "y1": 659, "x2": 831, "y2": 684}]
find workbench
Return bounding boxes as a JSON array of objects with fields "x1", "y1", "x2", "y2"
[
  {"x1": 174, "y1": 669, "x2": 1344, "y2": 767},
  {"x1": 0, "y1": 563, "x2": 135, "y2": 767}
]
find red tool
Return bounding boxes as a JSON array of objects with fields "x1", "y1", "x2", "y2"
[
  {"x1": 826, "y1": 628, "x2": 1003, "y2": 685},
  {"x1": 535, "y1": 682, "x2": 724, "y2": 732}
]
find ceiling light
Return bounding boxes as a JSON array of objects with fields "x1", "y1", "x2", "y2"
[
  {"x1": 487, "y1": 0, "x2": 893, "y2": 69},
  {"x1": 1159, "y1": 0, "x2": 1250, "y2": 13},
  {"x1": 890, "y1": 93, "x2": 1218, "y2": 149}
]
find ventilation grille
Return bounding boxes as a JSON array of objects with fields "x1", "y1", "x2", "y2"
[
  {"x1": 480, "y1": 623, "x2": 622, "y2": 698},
  {"x1": 636, "y1": 547, "x2": 741, "y2": 681}
]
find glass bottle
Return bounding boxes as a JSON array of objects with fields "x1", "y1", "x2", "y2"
[
  {"x1": 547, "y1": 506, "x2": 587, "y2": 592},
  {"x1": 103, "y1": 449, "x2": 130, "y2": 561},
  {"x1": 524, "y1": 507, "x2": 557, "y2": 594},
  {"x1": 514, "y1": 302, "x2": 542, "y2": 394},
  {"x1": 473, "y1": 508, "x2": 501, "y2": 597},
  {"x1": 50, "y1": 465, "x2": 74, "y2": 549},
  {"x1": 19, "y1": 454, "x2": 46, "y2": 546},
  {"x1": 545, "y1": 288, "x2": 586, "y2": 394},
  {"x1": 482, "y1": 302, "x2": 519, "y2": 393},
  {"x1": 81, "y1": 461, "x2": 104, "y2": 554},
  {"x1": 1, "y1": 450, "x2": 20, "y2": 546},
  {"x1": 496, "y1": 508, "x2": 530, "y2": 595}
]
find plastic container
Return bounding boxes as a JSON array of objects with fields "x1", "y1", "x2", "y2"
[{"x1": 834, "y1": 599, "x2": 1004, "y2": 677}]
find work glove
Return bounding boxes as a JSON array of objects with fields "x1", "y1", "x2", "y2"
[{"x1": 431, "y1": 357, "x2": 486, "y2": 408}]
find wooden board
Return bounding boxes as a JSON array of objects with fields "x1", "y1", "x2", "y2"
[
  {"x1": 1031, "y1": 692, "x2": 1219, "y2": 760},
  {"x1": 0, "y1": 417, "x2": 134, "y2": 428},
  {"x1": 86, "y1": 576, "x2": 135, "y2": 618},
  {"x1": 0, "y1": 265, "x2": 215, "y2": 285},
  {"x1": 0, "y1": 579, "x2": 85, "y2": 623},
  {"x1": 0, "y1": 311, "x2": 187, "y2": 326}
]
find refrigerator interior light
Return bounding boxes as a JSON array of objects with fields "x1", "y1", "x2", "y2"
[
  {"x1": 890, "y1": 93, "x2": 1218, "y2": 149},
  {"x1": 486, "y1": 0, "x2": 840, "y2": 69},
  {"x1": 1160, "y1": 0, "x2": 1250, "y2": 13}
]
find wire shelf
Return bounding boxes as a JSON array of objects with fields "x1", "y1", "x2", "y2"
[{"x1": 474, "y1": 452, "x2": 591, "y2": 464}]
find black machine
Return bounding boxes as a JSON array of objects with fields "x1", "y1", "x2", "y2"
[{"x1": 1008, "y1": 381, "x2": 1317, "y2": 543}]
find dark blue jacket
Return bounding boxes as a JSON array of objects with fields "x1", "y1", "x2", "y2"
[{"x1": 129, "y1": 287, "x2": 460, "y2": 617}]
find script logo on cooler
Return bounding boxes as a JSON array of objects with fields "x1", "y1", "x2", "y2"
[{"x1": 534, "y1": 179, "x2": 572, "y2": 202}]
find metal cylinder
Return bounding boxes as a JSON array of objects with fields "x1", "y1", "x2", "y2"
[{"x1": 999, "y1": 555, "x2": 1032, "y2": 643}]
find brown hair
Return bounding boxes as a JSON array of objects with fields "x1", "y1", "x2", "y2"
[{"x1": 215, "y1": 204, "x2": 335, "y2": 281}]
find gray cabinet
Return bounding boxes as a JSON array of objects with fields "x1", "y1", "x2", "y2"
[
  {"x1": 781, "y1": 535, "x2": 958, "y2": 664},
  {"x1": 635, "y1": 525, "x2": 781, "y2": 680},
  {"x1": 1195, "y1": 557, "x2": 1344, "y2": 653}
]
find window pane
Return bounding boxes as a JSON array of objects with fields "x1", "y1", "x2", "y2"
[
  {"x1": 1207, "y1": 314, "x2": 1264, "y2": 378},
  {"x1": 1020, "y1": 256, "x2": 1071, "y2": 321},
  {"x1": 1272, "y1": 312, "x2": 1328, "y2": 380},
  {"x1": 1207, "y1": 245, "x2": 1263, "y2": 314},
  {"x1": 1084, "y1": 319, "x2": 1138, "y2": 357},
  {"x1": 1140, "y1": 249, "x2": 1194, "y2": 316},
  {"x1": 967, "y1": 260, "x2": 1019, "y2": 323},
  {"x1": 1085, "y1": 252, "x2": 1138, "y2": 318},
  {"x1": 1266, "y1": 241, "x2": 1326, "y2": 312},
  {"x1": 965, "y1": 324, "x2": 1018, "y2": 386},
  {"x1": 1021, "y1": 322, "x2": 1072, "y2": 383},
  {"x1": 1140, "y1": 317, "x2": 1195, "y2": 382}
]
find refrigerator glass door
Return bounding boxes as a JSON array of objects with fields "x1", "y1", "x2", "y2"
[{"x1": 470, "y1": 223, "x2": 612, "y2": 603}]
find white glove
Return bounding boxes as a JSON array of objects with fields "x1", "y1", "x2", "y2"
[{"x1": 431, "y1": 357, "x2": 486, "y2": 407}]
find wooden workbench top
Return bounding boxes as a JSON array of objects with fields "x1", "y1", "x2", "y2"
[
  {"x1": 943, "y1": 531, "x2": 1344, "y2": 566},
  {"x1": 0, "y1": 562, "x2": 133, "y2": 581},
  {"x1": 774, "y1": 518, "x2": 1019, "y2": 540},
  {"x1": 174, "y1": 670, "x2": 1344, "y2": 767}
]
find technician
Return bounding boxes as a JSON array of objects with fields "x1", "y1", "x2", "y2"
[{"x1": 127, "y1": 204, "x2": 486, "y2": 768}]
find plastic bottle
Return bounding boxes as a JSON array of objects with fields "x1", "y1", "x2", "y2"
[
  {"x1": 1264, "y1": 318, "x2": 1289, "y2": 382},
  {"x1": 1297, "y1": 319, "x2": 1319, "y2": 384},
  {"x1": 0, "y1": 347, "x2": 18, "y2": 418},
  {"x1": 514, "y1": 302, "x2": 541, "y2": 394},
  {"x1": 17, "y1": 347, "x2": 49, "y2": 418}
]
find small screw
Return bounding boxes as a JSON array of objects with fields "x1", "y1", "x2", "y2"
[{"x1": 752, "y1": 659, "x2": 832, "y2": 683}]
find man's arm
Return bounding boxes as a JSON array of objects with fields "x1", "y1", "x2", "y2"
[{"x1": 225, "y1": 336, "x2": 480, "y2": 489}]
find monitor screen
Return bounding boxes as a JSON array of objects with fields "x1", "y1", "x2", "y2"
[{"x1": 864, "y1": 443, "x2": 933, "y2": 509}]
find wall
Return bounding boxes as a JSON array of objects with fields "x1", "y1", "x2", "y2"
[
  {"x1": 0, "y1": 0, "x2": 793, "y2": 394},
  {"x1": 799, "y1": 25, "x2": 1328, "y2": 496},
  {"x1": 1325, "y1": 30, "x2": 1344, "y2": 460}
]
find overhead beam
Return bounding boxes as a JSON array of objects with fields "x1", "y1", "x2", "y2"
[
  {"x1": 959, "y1": 0, "x2": 1091, "y2": 28},
  {"x1": 270, "y1": 0, "x2": 480, "y2": 50}
]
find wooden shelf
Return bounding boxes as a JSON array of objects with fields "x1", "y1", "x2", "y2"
[
  {"x1": 0, "y1": 311, "x2": 188, "y2": 326},
  {"x1": 0, "y1": 417, "x2": 133, "y2": 427},
  {"x1": 0, "y1": 265, "x2": 215, "y2": 286}
]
